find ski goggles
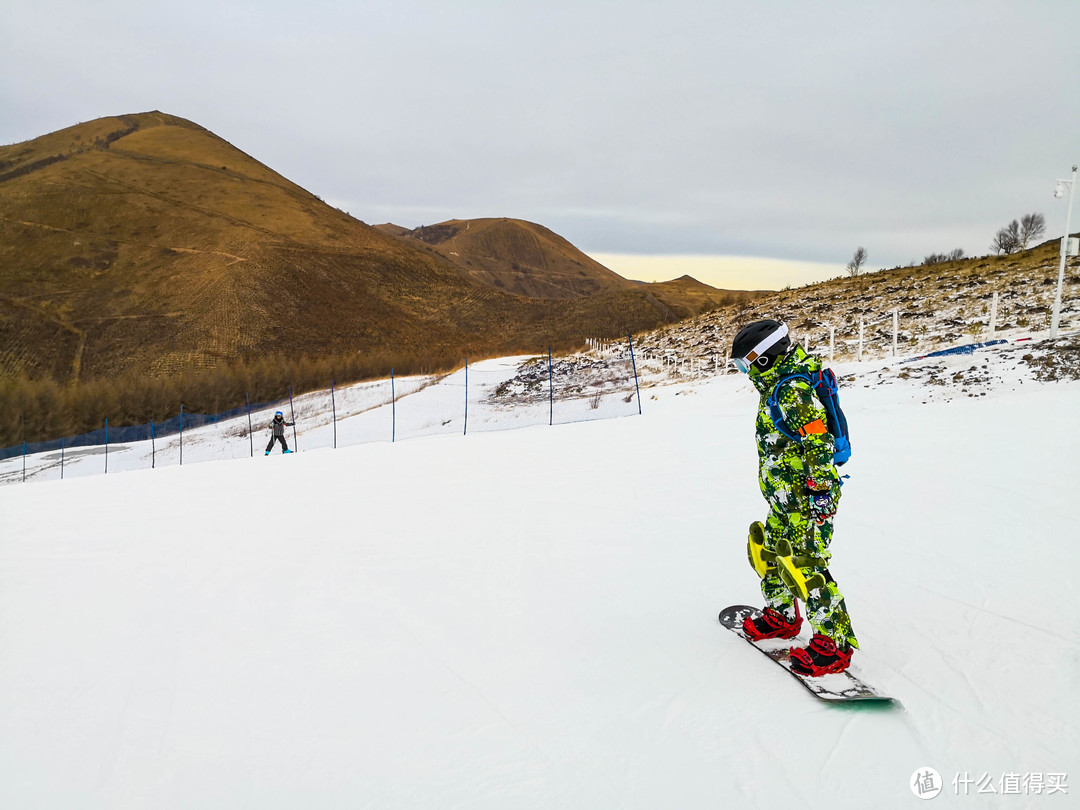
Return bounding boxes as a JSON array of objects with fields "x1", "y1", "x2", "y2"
[{"x1": 732, "y1": 323, "x2": 789, "y2": 374}]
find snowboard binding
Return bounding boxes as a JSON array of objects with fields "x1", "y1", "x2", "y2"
[
  {"x1": 776, "y1": 553, "x2": 829, "y2": 602},
  {"x1": 746, "y1": 521, "x2": 775, "y2": 578},
  {"x1": 747, "y1": 522, "x2": 829, "y2": 601}
]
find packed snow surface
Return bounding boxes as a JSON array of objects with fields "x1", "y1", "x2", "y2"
[{"x1": 2, "y1": 350, "x2": 1078, "y2": 808}]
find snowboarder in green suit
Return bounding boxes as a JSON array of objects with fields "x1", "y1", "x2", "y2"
[{"x1": 730, "y1": 319, "x2": 858, "y2": 676}]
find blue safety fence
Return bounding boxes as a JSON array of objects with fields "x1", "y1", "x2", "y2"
[
  {"x1": 1, "y1": 337, "x2": 643, "y2": 485},
  {"x1": 898, "y1": 339, "x2": 1008, "y2": 363}
]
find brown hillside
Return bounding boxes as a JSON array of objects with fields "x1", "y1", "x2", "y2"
[
  {"x1": 0, "y1": 112, "x2": 690, "y2": 384},
  {"x1": 378, "y1": 219, "x2": 764, "y2": 318},
  {"x1": 637, "y1": 276, "x2": 769, "y2": 320},
  {"x1": 373, "y1": 223, "x2": 412, "y2": 238},
  {"x1": 632, "y1": 237, "x2": 1080, "y2": 369},
  {"x1": 381, "y1": 218, "x2": 636, "y2": 299}
]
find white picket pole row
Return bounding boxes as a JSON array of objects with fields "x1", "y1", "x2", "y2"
[{"x1": 623, "y1": 285, "x2": 1046, "y2": 379}]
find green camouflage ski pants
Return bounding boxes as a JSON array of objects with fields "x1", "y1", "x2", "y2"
[{"x1": 760, "y1": 474, "x2": 858, "y2": 650}]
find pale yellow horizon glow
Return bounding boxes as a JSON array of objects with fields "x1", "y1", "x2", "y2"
[{"x1": 589, "y1": 253, "x2": 846, "y2": 292}]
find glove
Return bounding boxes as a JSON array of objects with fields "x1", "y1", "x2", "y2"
[{"x1": 806, "y1": 478, "x2": 839, "y2": 525}]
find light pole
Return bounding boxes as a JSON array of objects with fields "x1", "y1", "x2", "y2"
[{"x1": 1050, "y1": 164, "x2": 1077, "y2": 338}]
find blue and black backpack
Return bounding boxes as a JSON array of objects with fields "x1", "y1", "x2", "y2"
[{"x1": 766, "y1": 369, "x2": 851, "y2": 466}]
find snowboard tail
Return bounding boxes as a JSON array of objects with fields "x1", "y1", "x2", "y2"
[{"x1": 719, "y1": 604, "x2": 895, "y2": 704}]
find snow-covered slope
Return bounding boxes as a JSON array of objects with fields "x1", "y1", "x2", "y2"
[{"x1": 1, "y1": 344, "x2": 1077, "y2": 809}]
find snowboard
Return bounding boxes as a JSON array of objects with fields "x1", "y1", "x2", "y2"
[{"x1": 718, "y1": 604, "x2": 895, "y2": 704}]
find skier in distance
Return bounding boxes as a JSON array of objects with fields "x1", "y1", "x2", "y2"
[
  {"x1": 265, "y1": 411, "x2": 294, "y2": 455},
  {"x1": 730, "y1": 319, "x2": 858, "y2": 676}
]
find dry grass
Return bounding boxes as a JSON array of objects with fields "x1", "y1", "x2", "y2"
[
  {"x1": 632, "y1": 239, "x2": 1080, "y2": 367},
  {"x1": 0, "y1": 346, "x2": 469, "y2": 446},
  {"x1": 378, "y1": 218, "x2": 764, "y2": 317},
  {"x1": 634, "y1": 276, "x2": 769, "y2": 319},
  {"x1": 0, "y1": 112, "x2": 688, "y2": 390},
  {"x1": 381, "y1": 218, "x2": 638, "y2": 299}
]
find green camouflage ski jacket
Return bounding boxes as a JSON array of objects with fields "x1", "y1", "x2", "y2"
[{"x1": 749, "y1": 345, "x2": 839, "y2": 493}]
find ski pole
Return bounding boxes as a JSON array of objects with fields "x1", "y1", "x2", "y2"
[{"x1": 288, "y1": 385, "x2": 298, "y2": 451}]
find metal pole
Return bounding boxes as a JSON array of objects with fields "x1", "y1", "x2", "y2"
[
  {"x1": 245, "y1": 393, "x2": 254, "y2": 458},
  {"x1": 330, "y1": 379, "x2": 337, "y2": 449},
  {"x1": 628, "y1": 333, "x2": 642, "y2": 415},
  {"x1": 548, "y1": 347, "x2": 554, "y2": 426},
  {"x1": 151, "y1": 420, "x2": 155, "y2": 469},
  {"x1": 463, "y1": 358, "x2": 469, "y2": 435},
  {"x1": 391, "y1": 369, "x2": 396, "y2": 443},
  {"x1": 61, "y1": 436, "x2": 65, "y2": 480},
  {"x1": 288, "y1": 386, "x2": 298, "y2": 452},
  {"x1": 105, "y1": 417, "x2": 109, "y2": 474},
  {"x1": 180, "y1": 405, "x2": 184, "y2": 466},
  {"x1": 22, "y1": 440, "x2": 26, "y2": 483},
  {"x1": 829, "y1": 325, "x2": 835, "y2": 363},
  {"x1": 1051, "y1": 165, "x2": 1077, "y2": 338}
]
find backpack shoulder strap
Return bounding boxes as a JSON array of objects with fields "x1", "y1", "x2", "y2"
[
  {"x1": 811, "y1": 368, "x2": 838, "y2": 395},
  {"x1": 766, "y1": 373, "x2": 813, "y2": 407},
  {"x1": 766, "y1": 373, "x2": 813, "y2": 441}
]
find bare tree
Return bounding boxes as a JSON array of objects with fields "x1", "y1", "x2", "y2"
[
  {"x1": 992, "y1": 214, "x2": 1046, "y2": 254},
  {"x1": 846, "y1": 246, "x2": 868, "y2": 277},
  {"x1": 1019, "y1": 213, "x2": 1046, "y2": 249},
  {"x1": 923, "y1": 248, "x2": 965, "y2": 266},
  {"x1": 992, "y1": 220, "x2": 1021, "y2": 255}
]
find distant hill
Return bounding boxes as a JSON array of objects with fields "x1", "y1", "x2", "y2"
[
  {"x1": 376, "y1": 218, "x2": 636, "y2": 299},
  {"x1": 632, "y1": 275, "x2": 768, "y2": 320},
  {"x1": 0, "y1": 112, "x2": 753, "y2": 385},
  {"x1": 376, "y1": 219, "x2": 764, "y2": 322}
]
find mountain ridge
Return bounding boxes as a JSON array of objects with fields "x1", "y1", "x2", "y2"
[
  {"x1": 376, "y1": 218, "x2": 635, "y2": 299},
  {"x1": 1, "y1": 112, "x2": 752, "y2": 385}
]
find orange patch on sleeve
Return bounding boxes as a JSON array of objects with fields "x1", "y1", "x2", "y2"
[{"x1": 797, "y1": 419, "x2": 827, "y2": 436}]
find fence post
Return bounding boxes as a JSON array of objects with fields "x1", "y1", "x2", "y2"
[
  {"x1": 180, "y1": 405, "x2": 184, "y2": 466},
  {"x1": 892, "y1": 309, "x2": 899, "y2": 357},
  {"x1": 463, "y1": 358, "x2": 469, "y2": 435},
  {"x1": 245, "y1": 393, "x2": 254, "y2": 458},
  {"x1": 548, "y1": 347, "x2": 554, "y2": 426},
  {"x1": 330, "y1": 379, "x2": 337, "y2": 449},
  {"x1": 151, "y1": 420, "x2": 156, "y2": 469},
  {"x1": 105, "y1": 417, "x2": 109, "y2": 474},
  {"x1": 829, "y1": 325, "x2": 836, "y2": 363},
  {"x1": 61, "y1": 436, "x2": 65, "y2": 480},
  {"x1": 22, "y1": 440, "x2": 26, "y2": 483},
  {"x1": 288, "y1": 386, "x2": 298, "y2": 452},
  {"x1": 858, "y1": 318, "x2": 865, "y2": 362},
  {"x1": 391, "y1": 369, "x2": 396, "y2": 443},
  {"x1": 627, "y1": 333, "x2": 642, "y2": 415},
  {"x1": 989, "y1": 291, "x2": 999, "y2": 338}
]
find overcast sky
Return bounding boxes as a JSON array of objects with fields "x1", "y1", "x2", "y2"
[{"x1": 3, "y1": 0, "x2": 1079, "y2": 288}]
